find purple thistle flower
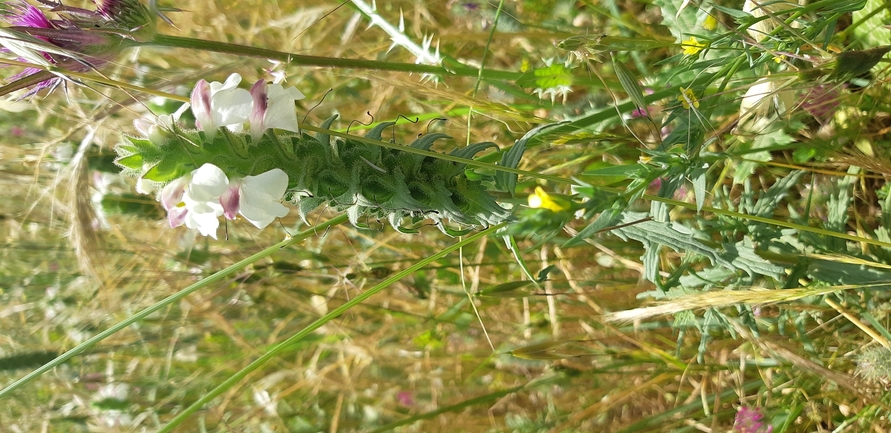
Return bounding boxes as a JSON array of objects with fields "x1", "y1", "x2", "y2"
[
  {"x1": 734, "y1": 407, "x2": 773, "y2": 433},
  {"x1": 7, "y1": 2, "x2": 54, "y2": 29},
  {"x1": 0, "y1": 0, "x2": 158, "y2": 97},
  {"x1": 801, "y1": 84, "x2": 840, "y2": 125}
]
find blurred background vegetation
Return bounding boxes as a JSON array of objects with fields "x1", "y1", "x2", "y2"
[{"x1": 1, "y1": 0, "x2": 891, "y2": 431}]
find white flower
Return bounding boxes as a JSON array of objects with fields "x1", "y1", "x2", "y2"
[
  {"x1": 161, "y1": 164, "x2": 230, "y2": 239},
  {"x1": 739, "y1": 77, "x2": 795, "y2": 127},
  {"x1": 135, "y1": 178, "x2": 158, "y2": 195},
  {"x1": 191, "y1": 73, "x2": 253, "y2": 141},
  {"x1": 220, "y1": 168, "x2": 290, "y2": 229},
  {"x1": 134, "y1": 102, "x2": 191, "y2": 143},
  {"x1": 249, "y1": 80, "x2": 305, "y2": 142}
]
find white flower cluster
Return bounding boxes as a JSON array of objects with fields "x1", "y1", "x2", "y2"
[
  {"x1": 160, "y1": 163, "x2": 290, "y2": 239},
  {"x1": 138, "y1": 73, "x2": 305, "y2": 239},
  {"x1": 190, "y1": 73, "x2": 306, "y2": 142}
]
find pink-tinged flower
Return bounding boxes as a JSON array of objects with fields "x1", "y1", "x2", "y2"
[
  {"x1": 396, "y1": 391, "x2": 414, "y2": 407},
  {"x1": 801, "y1": 84, "x2": 840, "y2": 125},
  {"x1": 161, "y1": 164, "x2": 229, "y2": 239},
  {"x1": 159, "y1": 164, "x2": 289, "y2": 238},
  {"x1": 249, "y1": 80, "x2": 305, "y2": 142},
  {"x1": 220, "y1": 169, "x2": 290, "y2": 229},
  {"x1": 190, "y1": 73, "x2": 252, "y2": 141},
  {"x1": 733, "y1": 407, "x2": 773, "y2": 433}
]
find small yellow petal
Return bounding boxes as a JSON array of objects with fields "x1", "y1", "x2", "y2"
[
  {"x1": 528, "y1": 187, "x2": 567, "y2": 212},
  {"x1": 681, "y1": 37, "x2": 705, "y2": 56},
  {"x1": 703, "y1": 15, "x2": 718, "y2": 31},
  {"x1": 677, "y1": 87, "x2": 700, "y2": 110}
]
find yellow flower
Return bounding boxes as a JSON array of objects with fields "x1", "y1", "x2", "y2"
[
  {"x1": 703, "y1": 15, "x2": 718, "y2": 31},
  {"x1": 677, "y1": 87, "x2": 700, "y2": 109},
  {"x1": 527, "y1": 187, "x2": 568, "y2": 212},
  {"x1": 681, "y1": 36, "x2": 705, "y2": 56},
  {"x1": 773, "y1": 54, "x2": 786, "y2": 63}
]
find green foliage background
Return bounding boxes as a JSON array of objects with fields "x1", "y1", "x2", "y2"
[{"x1": 1, "y1": 0, "x2": 891, "y2": 431}]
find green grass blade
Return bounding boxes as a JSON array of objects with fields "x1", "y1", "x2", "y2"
[
  {"x1": 157, "y1": 222, "x2": 507, "y2": 432},
  {"x1": 0, "y1": 214, "x2": 349, "y2": 400}
]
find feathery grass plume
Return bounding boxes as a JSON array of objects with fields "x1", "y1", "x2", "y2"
[{"x1": 0, "y1": 0, "x2": 158, "y2": 96}]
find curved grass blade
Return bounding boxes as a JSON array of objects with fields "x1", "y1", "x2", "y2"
[
  {"x1": 0, "y1": 214, "x2": 349, "y2": 400},
  {"x1": 157, "y1": 222, "x2": 507, "y2": 432}
]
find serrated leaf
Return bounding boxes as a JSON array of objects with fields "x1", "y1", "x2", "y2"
[
  {"x1": 717, "y1": 239, "x2": 785, "y2": 279},
  {"x1": 652, "y1": 0, "x2": 699, "y2": 42},
  {"x1": 563, "y1": 202, "x2": 625, "y2": 247},
  {"x1": 515, "y1": 63, "x2": 573, "y2": 90},
  {"x1": 611, "y1": 212, "x2": 738, "y2": 283},
  {"x1": 752, "y1": 170, "x2": 805, "y2": 217},
  {"x1": 114, "y1": 154, "x2": 144, "y2": 170},
  {"x1": 450, "y1": 141, "x2": 498, "y2": 159}
]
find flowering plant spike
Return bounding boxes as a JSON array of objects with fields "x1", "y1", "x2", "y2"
[{"x1": 116, "y1": 74, "x2": 513, "y2": 238}]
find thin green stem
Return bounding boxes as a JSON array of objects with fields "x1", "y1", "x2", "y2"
[
  {"x1": 0, "y1": 214, "x2": 349, "y2": 400},
  {"x1": 157, "y1": 222, "x2": 507, "y2": 432},
  {"x1": 472, "y1": 0, "x2": 505, "y2": 97},
  {"x1": 149, "y1": 34, "x2": 521, "y2": 81}
]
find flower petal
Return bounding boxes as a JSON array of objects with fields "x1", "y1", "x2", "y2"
[
  {"x1": 238, "y1": 169, "x2": 290, "y2": 229},
  {"x1": 167, "y1": 205, "x2": 188, "y2": 228},
  {"x1": 190, "y1": 79, "x2": 213, "y2": 135},
  {"x1": 262, "y1": 83, "x2": 304, "y2": 133},
  {"x1": 249, "y1": 80, "x2": 268, "y2": 142},
  {"x1": 211, "y1": 87, "x2": 252, "y2": 128},
  {"x1": 159, "y1": 176, "x2": 189, "y2": 210},
  {"x1": 220, "y1": 182, "x2": 241, "y2": 220},
  {"x1": 188, "y1": 163, "x2": 229, "y2": 202},
  {"x1": 243, "y1": 168, "x2": 289, "y2": 198},
  {"x1": 185, "y1": 209, "x2": 220, "y2": 239}
]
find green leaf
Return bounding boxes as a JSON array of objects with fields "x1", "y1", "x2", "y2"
[
  {"x1": 690, "y1": 164, "x2": 707, "y2": 212},
  {"x1": 612, "y1": 56, "x2": 649, "y2": 118},
  {"x1": 496, "y1": 122, "x2": 567, "y2": 195},
  {"x1": 477, "y1": 280, "x2": 536, "y2": 298},
  {"x1": 732, "y1": 127, "x2": 794, "y2": 185},
  {"x1": 611, "y1": 212, "x2": 740, "y2": 283},
  {"x1": 515, "y1": 63, "x2": 573, "y2": 90},
  {"x1": 852, "y1": 0, "x2": 890, "y2": 47},
  {"x1": 563, "y1": 202, "x2": 625, "y2": 247},
  {"x1": 652, "y1": 0, "x2": 699, "y2": 42},
  {"x1": 717, "y1": 239, "x2": 785, "y2": 279},
  {"x1": 114, "y1": 154, "x2": 144, "y2": 171},
  {"x1": 833, "y1": 46, "x2": 891, "y2": 80},
  {"x1": 581, "y1": 162, "x2": 645, "y2": 178},
  {"x1": 711, "y1": 4, "x2": 753, "y2": 19}
]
